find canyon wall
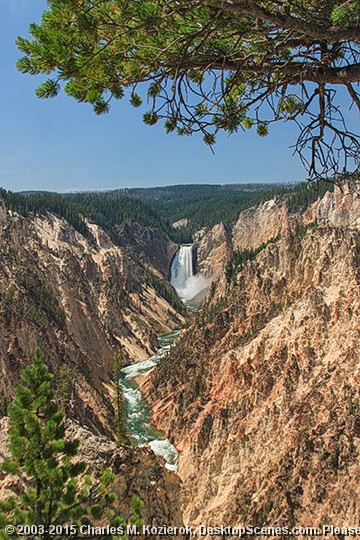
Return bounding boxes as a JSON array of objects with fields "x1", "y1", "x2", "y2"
[
  {"x1": 144, "y1": 186, "x2": 360, "y2": 530},
  {"x1": 115, "y1": 221, "x2": 178, "y2": 278},
  {"x1": 196, "y1": 184, "x2": 360, "y2": 280},
  {"x1": 195, "y1": 223, "x2": 232, "y2": 279},
  {"x1": 0, "y1": 202, "x2": 185, "y2": 436}
]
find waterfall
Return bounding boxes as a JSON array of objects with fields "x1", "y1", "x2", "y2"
[
  {"x1": 171, "y1": 245, "x2": 209, "y2": 301},
  {"x1": 171, "y1": 245, "x2": 194, "y2": 290}
]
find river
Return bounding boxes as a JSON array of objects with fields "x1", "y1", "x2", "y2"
[
  {"x1": 120, "y1": 330, "x2": 181, "y2": 471},
  {"x1": 120, "y1": 245, "x2": 207, "y2": 471}
]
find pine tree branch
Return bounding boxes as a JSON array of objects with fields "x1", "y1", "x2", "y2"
[
  {"x1": 346, "y1": 82, "x2": 360, "y2": 111},
  {"x1": 207, "y1": 0, "x2": 360, "y2": 42}
]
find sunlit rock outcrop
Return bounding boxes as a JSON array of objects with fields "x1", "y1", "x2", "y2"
[{"x1": 143, "y1": 186, "x2": 360, "y2": 531}]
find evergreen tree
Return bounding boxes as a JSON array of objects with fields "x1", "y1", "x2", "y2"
[
  {"x1": 113, "y1": 348, "x2": 129, "y2": 446},
  {"x1": 0, "y1": 349, "x2": 143, "y2": 540},
  {"x1": 16, "y1": 0, "x2": 360, "y2": 180}
]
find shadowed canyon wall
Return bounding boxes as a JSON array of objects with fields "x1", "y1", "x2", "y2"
[{"x1": 0, "y1": 202, "x2": 185, "y2": 436}]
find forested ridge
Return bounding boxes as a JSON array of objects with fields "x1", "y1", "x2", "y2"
[
  {"x1": 0, "y1": 182, "x2": 333, "y2": 244},
  {"x1": 127, "y1": 182, "x2": 333, "y2": 231}
]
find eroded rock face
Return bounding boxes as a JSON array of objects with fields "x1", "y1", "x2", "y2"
[
  {"x1": 196, "y1": 223, "x2": 232, "y2": 279},
  {"x1": 172, "y1": 218, "x2": 190, "y2": 229},
  {"x1": 0, "y1": 417, "x2": 183, "y2": 533},
  {"x1": 196, "y1": 186, "x2": 360, "y2": 282},
  {"x1": 232, "y1": 198, "x2": 286, "y2": 252},
  {"x1": 144, "y1": 187, "x2": 360, "y2": 530},
  {"x1": 196, "y1": 200, "x2": 287, "y2": 281},
  {"x1": 316, "y1": 184, "x2": 360, "y2": 227},
  {"x1": 115, "y1": 221, "x2": 178, "y2": 278},
  {"x1": 0, "y1": 207, "x2": 185, "y2": 435}
]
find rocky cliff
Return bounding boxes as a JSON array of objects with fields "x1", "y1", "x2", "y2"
[
  {"x1": 143, "y1": 186, "x2": 360, "y2": 530},
  {"x1": 0, "y1": 417, "x2": 184, "y2": 536},
  {"x1": 196, "y1": 185, "x2": 360, "y2": 281},
  {"x1": 196, "y1": 199, "x2": 287, "y2": 280},
  {"x1": 114, "y1": 221, "x2": 178, "y2": 278},
  {"x1": 0, "y1": 202, "x2": 185, "y2": 436},
  {"x1": 195, "y1": 222, "x2": 232, "y2": 279}
]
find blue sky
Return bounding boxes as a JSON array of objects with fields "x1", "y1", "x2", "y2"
[{"x1": 0, "y1": 1, "x2": 357, "y2": 192}]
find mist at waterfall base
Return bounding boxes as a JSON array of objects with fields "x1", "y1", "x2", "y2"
[{"x1": 171, "y1": 245, "x2": 209, "y2": 301}]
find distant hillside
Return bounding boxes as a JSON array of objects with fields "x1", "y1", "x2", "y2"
[
  {"x1": 123, "y1": 182, "x2": 333, "y2": 234},
  {"x1": 1, "y1": 182, "x2": 333, "y2": 245}
]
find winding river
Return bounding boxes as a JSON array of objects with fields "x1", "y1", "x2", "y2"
[
  {"x1": 120, "y1": 331, "x2": 180, "y2": 471},
  {"x1": 120, "y1": 245, "x2": 208, "y2": 471}
]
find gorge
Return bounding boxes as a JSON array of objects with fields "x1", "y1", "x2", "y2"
[
  {"x1": 120, "y1": 331, "x2": 180, "y2": 471},
  {"x1": 0, "y1": 182, "x2": 359, "y2": 534},
  {"x1": 142, "y1": 184, "x2": 360, "y2": 530},
  {"x1": 119, "y1": 244, "x2": 209, "y2": 470}
]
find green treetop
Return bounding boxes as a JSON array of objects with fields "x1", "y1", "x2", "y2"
[
  {"x1": 16, "y1": 0, "x2": 360, "y2": 181},
  {"x1": 0, "y1": 349, "x2": 143, "y2": 540}
]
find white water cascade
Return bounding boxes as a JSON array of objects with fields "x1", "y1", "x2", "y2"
[
  {"x1": 120, "y1": 332, "x2": 180, "y2": 471},
  {"x1": 170, "y1": 245, "x2": 209, "y2": 302}
]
